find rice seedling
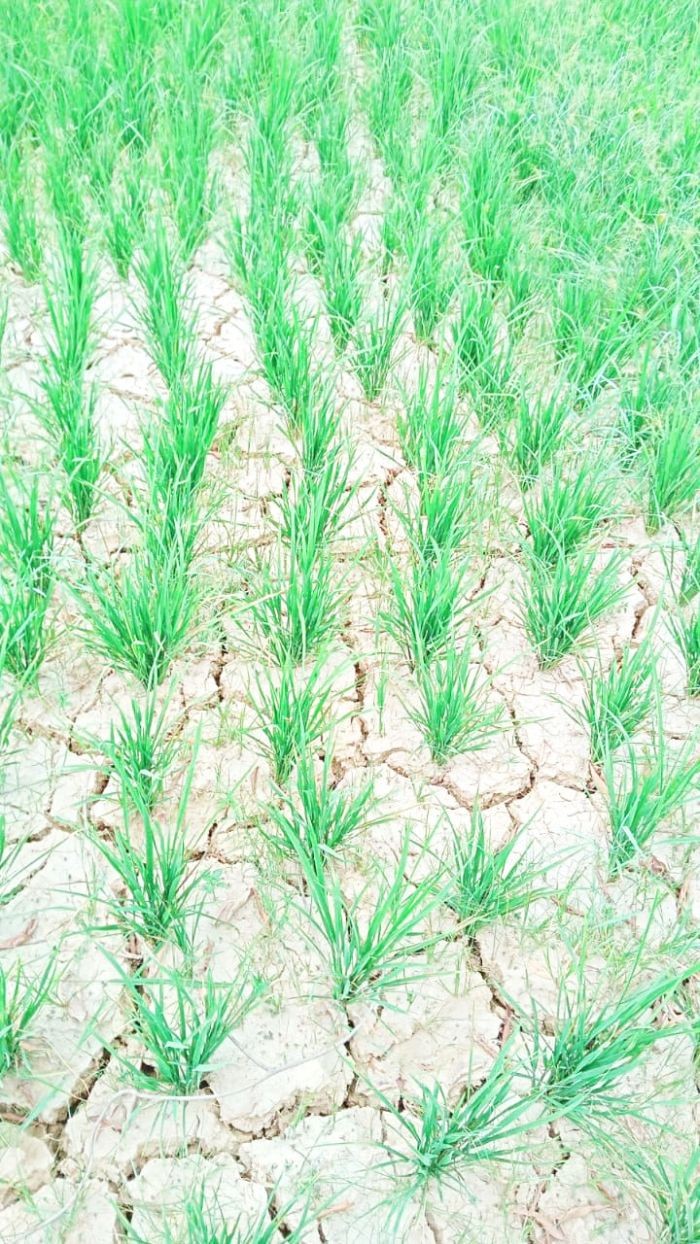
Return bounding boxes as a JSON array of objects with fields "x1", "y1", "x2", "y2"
[
  {"x1": 0, "y1": 471, "x2": 55, "y2": 679},
  {"x1": 248, "y1": 540, "x2": 342, "y2": 667},
  {"x1": 460, "y1": 126, "x2": 519, "y2": 283},
  {"x1": 669, "y1": 606, "x2": 700, "y2": 698},
  {"x1": 264, "y1": 749, "x2": 374, "y2": 858},
  {"x1": 77, "y1": 526, "x2": 199, "y2": 688},
  {"x1": 644, "y1": 1152, "x2": 700, "y2": 1244},
  {"x1": 310, "y1": 221, "x2": 363, "y2": 355},
  {"x1": 142, "y1": 361, "x2": 226, "y2": 516},
  {"x1": 250, "y1": 657, "x2": 336, "y2": 785},
  {"x1": 616, "y1": 354, "x2": 673, "y2": 470},
  {"x1": 583, "y1": 642, "x2": 656, "y2": 765},
  {"x1": 404, "y1": 217, "x2": 457, "y2": 344},
  {"x1": 97, "y1": 689, "x2": 180, "y2": 812},
  {"x1": 411, "y1": 644, "x2": 502, "y2": 764},
  {"x1": 444, "y1": 803, "x2": 549, "y2": 932},
  {"x1": 509, "y1": 389, "x2": 572, "y2": 488},
  {"x1": 350, "y1": 294, "x2": 404, "y2": 402},
  {"x1": 382, "y1": 545, "x2": 470, "y2": 670},
  {"x1": 124, "y1": 1181, "x2": 318, "y2": 1243},
  {"x1": 134, "y1": 223, "x2": 197, "y2": 389},
  {"x1": 679, "y1": 532, "x2": 700, "y2": 605},
  {"x1": 289, "y1": 829, "x2": 451, "y2": 1003},
  {"x1": 0, "y1": 957, "x2": 55, "y2": 1077},
  {"x1": 645, "y1": 405, "x2": 700, "y2": 533},
  {"x1": 159, "y1": 67, "x2": 217, "y2": 260},
  {"x1": 255, "y1": 301, "x2": 320, "y2": 437},
  {"x1": 532, "y1": 964, "x2": 690, "y2": 1125},
  {"x1": 520, "y1": 547, "x2": 628, "y2": 669},
  {"x1": 103, "y1": 153, "x2": 150, "y2": 279},
  {"x1": 605, "y1": 737, "x2": 700, "y2": 875},
  {"x1": 396, "y1": 364, "x2": 464, "y2": 484},
  {"x1": 423, "y1": 0, "x2": 477, "y2": 159},
  {"x1": 380, "y1": 1038, "x2": 539, "y2": 1202},
  {"x1": 111, "y1": 961, "x2": 264, "y2": 1094},
  {"x1": 450, "y1": 283, "x2": 496, "y2": 385},
  {"x1": 0, "y1": 140, "x2": 42, "y2": 280},
  {"x1": 553, "y1": 273, "x2": 632, "y2": 398},
  {"x1": 523, "y1": 455, "x2": 618, "y2": 565}
]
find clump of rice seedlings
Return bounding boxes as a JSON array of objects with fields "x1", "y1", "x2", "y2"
[
  {"x1": 0, "y1": 471, "x2": 55, "y2": 679},
  {"x1": 616, "y1": 354, "x2": 672, "y2": 469},
  {"x1": 554, "y1": 272, "x2": 631, "y2": 398},
  {"x1": 249, "y1": 538, "x2": 341, "y2": 667},
  {"x1": 77, "y1": 524, "x2": 199, "y2": 688},
  {"x1": 142, "y1": 361, "x2": 226, "y2": 517},
  {"x1": 289, "y1": 829, "x2": 450, "y2": 1003},
  {"x1": 39, "y1": 232, "x2": 103, "y2": 526},
  {"x1": 534, "y1": 965, "x2": 689, "y2": 1125},
  {"x1": 255, "y1": 300, "x2": 320, "y2": 437},
  {"x1": 670, "y1": 606, "x2": 700, "y2": 697},
  {"x1": 645, "y1": 1152, "x2": 700, "y2": 1244},
  {"x1": 397, "y1": 364, "x2": 465, "y2": 484},
  {"x1": 679, "y1": 531, "x2": 700, "y2": 604},
  {"x1": 0, "y1": 141, "x2": 42, "y2": 280},
  {"x1": 503, "y1": 259, "x2": 536, "y2": 340},
  {"x1": 159, "y1": 67, "x2": 217, "y2": 260},
  {"x1": 605, "y1": 737, "x2": 700, "y2": 875},
  {"x1": 318, "y1": 229, "x2": 364, "y2": 356},
  {"x1": 103, "y1": 154, "x2": 149, "y2": 279},
  {"x1": 365, "y1": 42, "x2": 414, "y2": 184},
  {"x1": 404, "y1": 217, "x2": 457, "y2": 344},
  {"x1": 97, "y1": 689, "x2": 180, "y2": 812},
  {"x1": 411, "y1": 644, "x2": 502, "y2": 764},
  {"x1": 422, "y1": 0, "x2": 477, "y2": 160},
  {"x1": 509, "y1": 389, "x2": 572, "y2": 488},
  {"x1": 90, "y1": 755, "x2": 210, "y2": 951},
  {"x1": 523, "y1": 456, "x2": 618, "y2": 565},
  {"x1": 382, "y1": 545, "x2": 470, "y2": 670},
  {"x1": 451, "y1": 284, "x2": 496, "y2": 385},
  {"x1": 112, "y1": 962, "x2": 264, "y2": 1094},
  {"x1": 350, "y1": 293, "x2": 404, "y2": 402},
  {"x1": 460, "y1": 125, "x2": 519, "y2": 283},
  {"x1": 583, "y1": 642, "x2": 656, "y2": 765},
  {"x1": 520, "y1": 547, "x2": 628, "y2": 669},
  {"x1": 645, "y1": 405, "x2": 700, "y2": 533},
  {"x1": 381, "y1": 1039, "x2": 538, "y2": 1203},
  {"x1": 125, "y1": 1180, "x2": 317, "y2": 1243},
  {"x1": 0, "y1": 958, "x2": 55, "y2": 1076},
  {"x1": 445, "y1": 804, "x2": 549, "y2": 932},
  {"x1": 250, "y1": 657, "x2": 335, "y2": 785},
  {"x1": 134, "y1": 223, "x2": 197, "y2": 389},
  {"x1": 264, "y1": 750, "x2": 374, "y2": 858}
]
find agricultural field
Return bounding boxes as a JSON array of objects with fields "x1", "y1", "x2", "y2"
[{"x1": 0, "y1": 0, "x2": 699, "y2": 1238}]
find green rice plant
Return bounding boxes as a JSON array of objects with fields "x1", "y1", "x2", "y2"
[
  {"x1": 554, "y1": 272, "x2": 632, "y2": 398},
  {"x1": 0, "y1": 957, "x2": 55, "y2": 1077},
  {"x1": 523, "y1": 456, "x2": 618, "y2": 565},
  {"x1": 450, "y1": 284, "x2": 496, "y2": 385},
  {"x1": 294, "y1": 382, "x2": 343, "y2": 478},
  {"x1": 445, "y1": 804, "x2": 549, "y2": 933},
  {"x1": 645, "y1": 405, "x2": 700, "y2": 533},
  {"x1": 124, "y1": 1180, "x2": 318, "y2": 1243},
  {"x1": 423, "y1": 0, "x2": 477, "y2": 159},
  {"x1": 533, "y1": 965, "x2": 690, "y2": 1125},
  {"x1": 583, "y1": 642, "x2": 656, "y2": 765},
  {"x1": 669, "y1": 606, "x2": 700, "y2": 698},
  {"x1": 395, "y1": 462, "x2": 477, "y2": 563},
  {"x1": 103, "y1": 153, "x2": 149, "y2": 279},
  {"x1": 111, "y1": 962, "x2": 264, "y2": 1094},
  {"x1": 679, "y1": 532, "x2": 700, "y2": 604},
  {"x1": 509, "y1": 389, "x2": 572, "y2": 488},
  {"x1": 0, "y1": 471, "x2": 54, "y2": 679},
  {"x1": 264, "y1": 749, "x2": 374, "y2": 858},
  {"x1": 77, "y1": 526, "x2": 199, "y2": 688},
  {"x1": 276, "y1": 446, "x2": 354, "y2": 552},
  {"x1": 42, "y1": 231, "x2": 96, "y2": 384},
  {"x1": 0, "y1": 140, "x2": 42, "y2": 280},
  {"x1": 617, "y1": 354, "x2": 672, "y2": 470},
  {"x1": 645, "y1": 1152, "x2": 700, "y2": 1244},
  {"x1": 411, "y1": 644, "x2": 502, "y2": 764},
  {"x1": 380, "y1": 1038, "x2": 538, "y2": 1202},
  {"x1": 249, "y1": 541, "x2": 341, "y2": 667},
  {"x1": 366, "y1": 45, "x2": 414, "y2": 184},
  {"x1": 404, "y1": 217, "x2": 457, "y2": 344},
  {"x1": 142, "y1": 361, "x2": 226, "y2": 515},
  {"x1": 350, "y1": 294, "x2": 404, "y2": 402},
  {"x1": 98, "y1": 689, "x2": 180, "y2": 812},
  {"x1": 382, "y1": 545, "x2": 470, "y2": 670},
  {"x1": 255, "y1": 300, "x2": 319, "y2": 437},
  {"x1": 605, "y1": 737, "x2": 700, "y2": 875},
  {"x1": 396, "y1": 364, "x2": 464, "y2": 484},
  {"x1": 521, "y1": 547, "x2": 628, "y2": 669},
  {"x1": 290, "y1": 829, "x2": 450, "y2": 1003},
  {"x1": 503, "y1": 258, "x2": 536, "y2": 340},
  {"x1": 250, "y1": 657, "x2": 335, "y2": 784},
  {"x1": 312, "y1": 223, "x2": 363, "y2": 355},
  {"x1": 159, "y1": 68, "x2": 217, "y2": 260},
  {"x1": 134, "y1": 224, "x2": 197, "y2": 389},
  {"x1": 460, "y1": 125, "x2": 519, "y2": 282}
]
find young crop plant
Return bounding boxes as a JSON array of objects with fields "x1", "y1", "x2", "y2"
[
  {"x1": 159, "y1": 66, "x2": 217, "y2": 261},
  {"x1": 39, "y1": 232, "x2": 102, "y2": 525},
  {"x1": 616, "y1": 355, "x2": 673, "y2": 470},
  {"x1": 460, "y1": 125, "x2": 519, "y2": 283},
  {"x1": 135, "y1": 223, "x2": 197, "y2": 389},
  {"x1": 404, "y1": 216, "x2": 457, "y2": 344},
  {"x1": 671, "y1": 605, "x2": 700, "y2": 697},
  {"x1": 381, "y1": 1038, "x2": 539, "y2": 1206},
  {"x1": 509, "y1": 389, "x2": 572, "y2": 488},
  {"x1": 307, "y1": 215, "x2": 363, "y2": 356},
  {"x1": 0, "y1": 957, "x2": 55, "y2": 1078},
  {"x1": 264, "y1": 750, "x2": 374, "y2": 859},
  {"x1": 382, "y1": 543, "x2": 470, "y2": 671},
  {"x1": 0, "y1": 140, "x2": 42, "y2": 280},
  {"x1": 679, "y1": 531, "x2": 700, "y2": 604},
  {"x1": 142, "y1": 360, "x2": 227, "y2": 522},
  {"x1": 553, "y1": 272, "x2": 632, "y2": 398},
  {"x1": 583, "y1": 642, "x2": 656, "y2": 765},
  {"x1": 90, "y1": 759, "x2": 211, "y2": 952},
  {"x1": 250, "y1": 657, "x2": 336, "y2": 785},
  {"x1": 124, "y1": 1181, "x2": 318, "y2": 1243},
  {"x1": 112, "y1": 962, "x2": 264, "y2": 1094},
  {"x1": 450, "y1": 284, "x2": 496, "y2": 387},
  {"x1": 288, "y1": 829, "x2": 451, "y2": 1003},
  {"x1": 248, "y1": 537, "x2": 342, "y2": 667},
  {"x1": 0, "y1": 471, "x2": 55, "y2": 679},
  {"x1": 520, "y1": 546, "x2": 628, "y2": 669},
  {"x1": 645, "y1": 1152, "x2": 700, "y2": 1244},
  {"x1": 396, "y1": 364, "x2": 465, "y2": 485},
  {"x1": 532, "y1": 965, "x2": 690, "y2": 1126},
  {"x1": 350, "y1": 293, "x2": 404, "y2": 402},
  {"x1": 645, "y1": 405, "x2": 700, "y2": 533},
  {"x1": 604, "y1": 736, "x2": 700, "y2": 875},
  {"x1": 444, "y1": 803, "x2": 550, "y2": 933},
  {"x1": 77, "y1": 525, "x2": 200, "y2": 688},
  {"x1": 96, "y1": 689, "x2": 180, "y2": 812},
  {"x1": 103, "y1": 153, "x2": 150, "y2": 279},
  {"x1": 411, "y1": 643, "x2": 503, "y2": 764},
  {"x1": 523, "y1": 455, "x2": 618, "y2": 565}
]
